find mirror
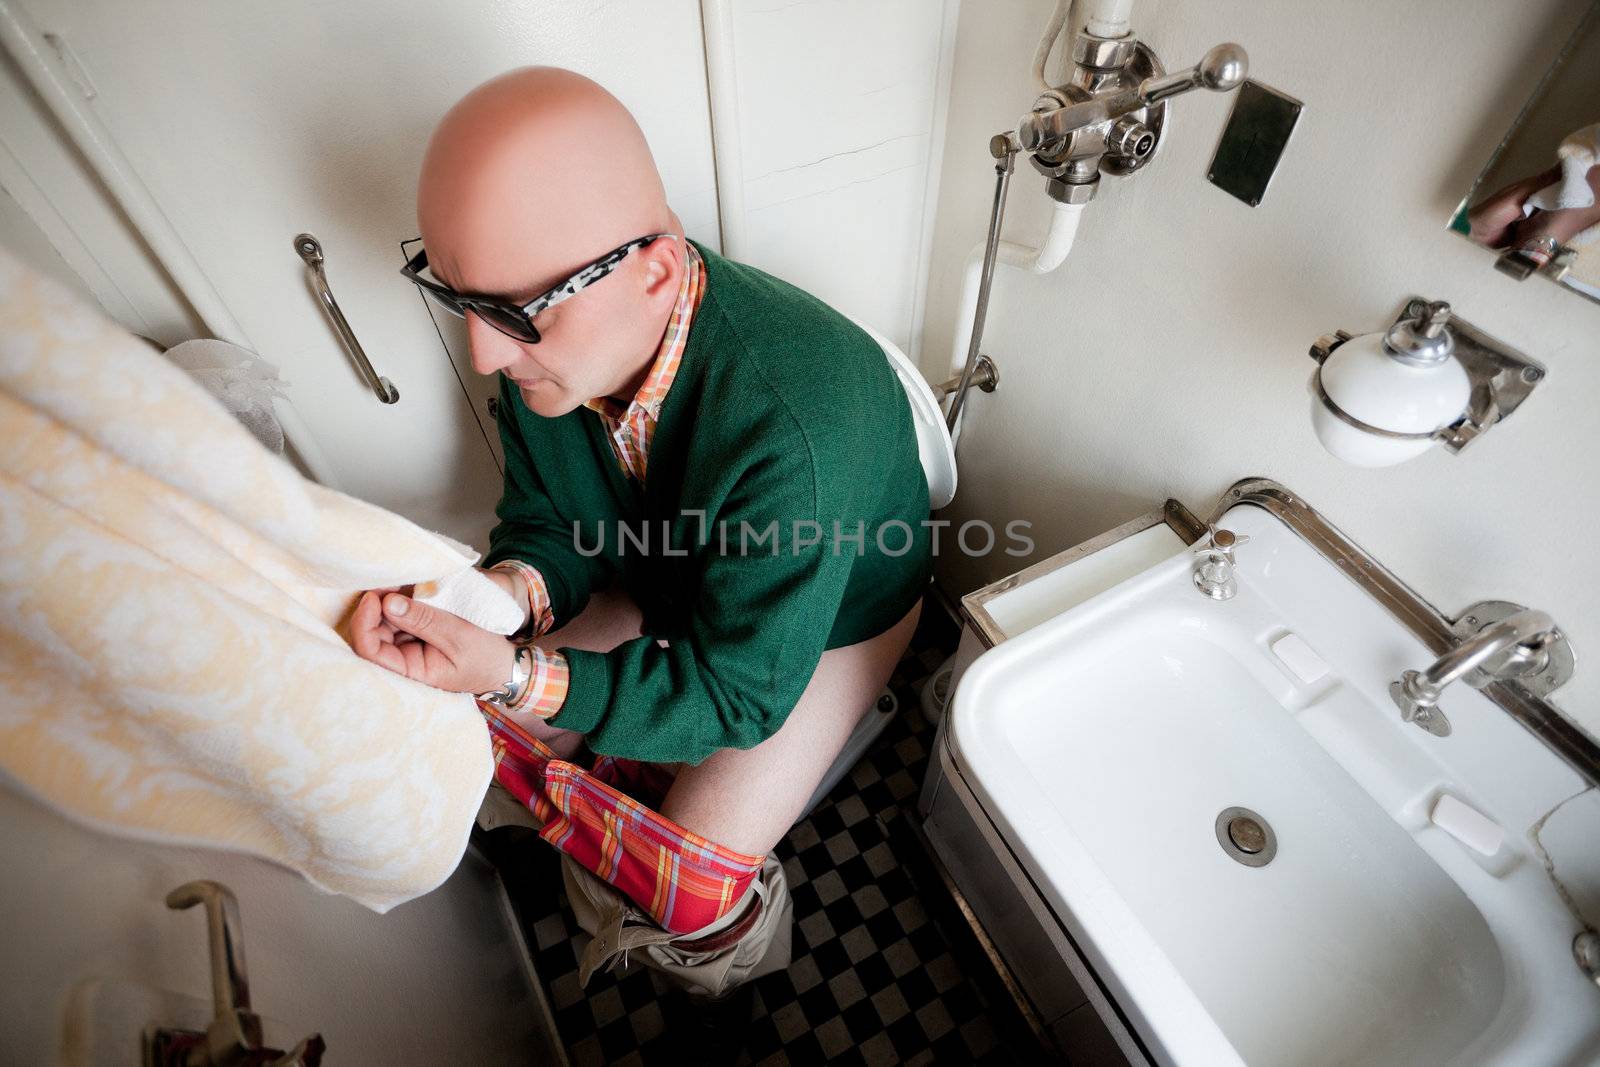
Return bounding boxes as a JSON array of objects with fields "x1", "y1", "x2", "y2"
[{"x1": 1451, "y1": 2, "x2": 1600, "y2": 305}]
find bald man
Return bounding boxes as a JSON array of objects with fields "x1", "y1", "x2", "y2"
[{"x1": 349, "y1": 68, "x2": 930, "y2": 866}]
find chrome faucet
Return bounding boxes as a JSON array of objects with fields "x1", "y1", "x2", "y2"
[
  {"x1": 155, "y1": 881, "x2": 325, "y2": 1066},
  {"x1": 1192, "y1": 525, "x2": 1249, "y2": 601},
  {"x1": 1391, "y1": 604, "x2": 1573, "y2": 738}
]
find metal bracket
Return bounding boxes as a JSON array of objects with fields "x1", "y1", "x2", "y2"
[
  {"x1": 1308, "y1": 297, "x2": 1545, "y2": 454},
  {"x1": 931, "y1": 354, "x2": 1000, "y2": 402}
]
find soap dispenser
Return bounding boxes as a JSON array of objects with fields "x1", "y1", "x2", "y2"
[{"x1": 1310, "y1": 301, "x2": 1471, "y2": 467}]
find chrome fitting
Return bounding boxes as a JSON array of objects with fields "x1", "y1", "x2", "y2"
[
  {"x1": 1045, "y1": 176, "x2": 1099, "y2": 205},
  {"x1": 1107, "y1": 116, "x2": 1155, "y2": 161},
  {"x1": 1017, "y1": 36, "x2": 1247, "y2": 182},
  {"x1": 989, "y1": 131, "x2": 1022, "y2": 161},
  {"x1": 1070, "y1": 32, "x2": 1136, "y2": 72},
  {"x1": 1389, "y1": 602, "x2": 1574, "y2": 739}
]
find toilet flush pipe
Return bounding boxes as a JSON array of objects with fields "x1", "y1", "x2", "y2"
[
  {"x1": 944, "y1": 135, "x2": 1087, "y2": 433},
  {"x1": 1080, "y1": 0, "x2": 1134, "y2": 41},
  {"x1": 0, "y1": 1, "x2": 339, "y2": 489},
  {"x1": 945, "y1": 199, "x2": 1085, "y2": 380}
]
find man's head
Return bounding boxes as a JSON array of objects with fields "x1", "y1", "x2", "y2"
[{"x1": 417, "y1": 67, "x2": 684, "y2": 416}]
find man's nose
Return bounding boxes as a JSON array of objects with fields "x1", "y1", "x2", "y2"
[{"x1": 465, "y1": 312, "x2": 527, "y2": 377}]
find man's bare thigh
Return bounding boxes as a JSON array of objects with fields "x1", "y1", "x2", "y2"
[{"x1": 660, "y1": 599, "x2": 921, "y2": 856}]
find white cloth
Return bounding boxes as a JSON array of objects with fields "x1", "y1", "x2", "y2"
[{"x1": 413, "y1": 566, "x2": 524, "y2": 635}]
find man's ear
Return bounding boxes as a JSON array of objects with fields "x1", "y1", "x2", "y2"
[{"x1": 637, "y1": 236, "x2": 683, "y2": 304}]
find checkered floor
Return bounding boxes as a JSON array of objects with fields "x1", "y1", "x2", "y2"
[{"x1": 479, "y1": 607, "x2": 1047, "y2": 1065}]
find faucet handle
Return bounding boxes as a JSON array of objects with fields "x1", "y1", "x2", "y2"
[
  {"x1": 1200, "y1": 524, "x2": 1250, "y2": 559},
  {"x1": 1141, "y1": 43, "x2": 1249, "y2": 105}
]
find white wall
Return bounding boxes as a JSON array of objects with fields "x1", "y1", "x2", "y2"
[
  {"x1": 0, "y1": 782, "x2": 557, "y2": 1064},
  {"x1": 921, "y1": 0, "x2": 1600, "y2": 735}
]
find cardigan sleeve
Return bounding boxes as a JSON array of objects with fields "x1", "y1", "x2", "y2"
[
  {"x1": 551, "y1": 420, "x2": 863, "y2": 764},
  {"x1": 481, "y1": 376, "x2": 619, "y2": 628}
]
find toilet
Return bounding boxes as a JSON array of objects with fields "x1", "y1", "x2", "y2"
[{"x1": 800, "y1": 321, "x2": 958, "y2": 816}]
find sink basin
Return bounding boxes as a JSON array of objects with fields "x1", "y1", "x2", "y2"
[{"x1": 949, "y1": 503, "x2": 1600, "y2": 1066}]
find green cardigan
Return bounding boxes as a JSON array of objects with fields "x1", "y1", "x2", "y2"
[{"x1": 482, "y1": 242, "x2": 931, "y2": 764}]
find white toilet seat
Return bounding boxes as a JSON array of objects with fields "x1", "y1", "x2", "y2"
[{"x1": 849, "y1": 319, "x2": 958, "y2": 509}]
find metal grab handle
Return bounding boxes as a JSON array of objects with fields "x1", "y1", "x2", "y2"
[{"x1": 293, "y1": 233, "x2": 399, "y2": 404}]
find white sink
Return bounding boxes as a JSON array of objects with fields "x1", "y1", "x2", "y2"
[{"x1": 949, "y1": 503, "x2": 1600, "y2": 1066}]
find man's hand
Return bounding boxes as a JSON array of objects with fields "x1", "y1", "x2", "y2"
[
  {"x1": 1469, "y1": 166, "x2": 1562, "y2": 249},
  {"x1": 349, "y1": 590, "x2": 516, "y2": 695}
]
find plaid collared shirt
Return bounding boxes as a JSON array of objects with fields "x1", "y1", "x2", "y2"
[
  {"x1": 487, "y1": 240, "x2": 706, "y2": 721},
  {"x1": 582, "y1": 241, "x2": 705, "y2": 482}
]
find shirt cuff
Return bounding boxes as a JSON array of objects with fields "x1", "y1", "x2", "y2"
[
  {"x1": 507, "y1": 645, "x2": 569, "y2": 721},
  {"x1": 489, "y1": 559, "x2": 556, "y2": 637}
]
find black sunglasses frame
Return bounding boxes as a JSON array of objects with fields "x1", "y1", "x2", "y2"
[{"x1": 400, "y1": 233, "x2": 671, "y2": 344}]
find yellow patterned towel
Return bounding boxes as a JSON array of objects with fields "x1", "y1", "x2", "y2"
[{"x1": 0, "y1": 246, "x2": 493, "y2": 912}]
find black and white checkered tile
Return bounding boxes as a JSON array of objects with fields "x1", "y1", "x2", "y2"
[{"x1": 481, "y1": 617, "x2": 1044, "y2": 1065}]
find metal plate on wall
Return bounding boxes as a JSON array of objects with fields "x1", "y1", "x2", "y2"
[{"x1": 1208, "y1": 79, "x2": 1303, "y2": 207}]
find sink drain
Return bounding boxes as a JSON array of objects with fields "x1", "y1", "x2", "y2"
[{"x1": 1216, "y1": 806, "x2": 1276, "y2": 867}]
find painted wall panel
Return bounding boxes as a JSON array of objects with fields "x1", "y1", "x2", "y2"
[{"x1": 709, "y1": 0, "x2": 958, "y2": 354}]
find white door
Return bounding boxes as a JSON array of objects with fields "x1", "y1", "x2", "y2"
[{"x1": 3, "y1": 0, "x2": 720, "y2": 546}]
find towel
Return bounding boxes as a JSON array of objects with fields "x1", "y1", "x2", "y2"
[
  {"x1": 413, "y1": 566, "x2": 525, "y2": 635},
  {"x1": 0, "y1": 244, "x2": 494, "y2": 912}
]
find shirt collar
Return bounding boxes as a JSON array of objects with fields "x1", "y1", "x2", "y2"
[{"x1": 584, "y1": 240, "x2": 705, "y2": 424}]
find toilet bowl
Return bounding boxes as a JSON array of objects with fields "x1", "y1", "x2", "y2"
[
  {"x1": 800, "y1": 323, "x2": 957, "y2": 819},
  {"x1": 851, "y1": 319, "x2": 958, "y2": 510}
]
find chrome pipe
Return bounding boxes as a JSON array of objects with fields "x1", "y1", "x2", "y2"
[
  {"x1": 1416, "y1": 608, "x2": 1558, "y2": 698},
  {"x1": 946, "y1": 139, "x2": 1016, "y2": 432}
]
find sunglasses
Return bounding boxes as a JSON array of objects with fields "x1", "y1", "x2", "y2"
[{"x1": 400, "y1": 233, "x2": 671, "y2": 344}]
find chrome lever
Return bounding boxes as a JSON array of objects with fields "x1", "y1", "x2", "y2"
[
  {"x1": 294, "y1": 233, "x2": 399, "y2": 404},
  {"x1": 1136, "y1": 42, "x2": 1249, "y2": 106}
]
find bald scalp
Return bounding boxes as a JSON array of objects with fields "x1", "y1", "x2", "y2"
[{"x1": 417, "y1": 67, "x2": 674, "y2": 297}]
